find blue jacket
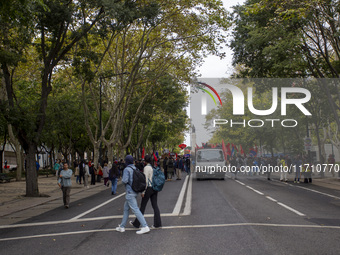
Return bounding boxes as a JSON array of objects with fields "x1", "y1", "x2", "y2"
[
  {"x1": 58, "y1": 169, "x2": 73, "y2": 187},
  {"x1": 122, "y1": 164, "x2": 137, "y2": 194}
]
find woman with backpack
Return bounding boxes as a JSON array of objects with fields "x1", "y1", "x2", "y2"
[{"x1": 131, "y1": 155, "x2": 162, "y2": 229}]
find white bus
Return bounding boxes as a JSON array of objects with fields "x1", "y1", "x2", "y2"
[{"x1": 195, "y1": 148, "x2": 226, "y2": 180}]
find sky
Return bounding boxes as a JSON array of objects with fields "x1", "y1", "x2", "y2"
[
  {"x1": 196, "y1": 0, "x2": 245, "y2": 78},
  {"x1": 183, "y1": 0, "x2": 246, "y2": 149}
]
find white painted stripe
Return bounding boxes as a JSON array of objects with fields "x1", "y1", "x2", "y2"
[
  {"x1": 71, "y1": 192, "x2": 126, "y2": 220},
  {"x1": 235, "y1": 180, "x2": 245, "y2": 185},
  {"x1": 182, "y1": 174, "x2": 193, "y2": 216},
  {"x1": 266, "y1": 196, "x2": 278, "y2": 202},
  {"x1": 235, "y1": 181, "x2": 305, "y2": 217},
  {"x1": 277, "y1": 202, "x2": 306, "y2": 217},
  {"x1": 172, "y1": 175, "x2": 189, "y2": 215},
  {"x1": 245, "y1": 186, "x2": 264, "y2": 195},
  {"x1": 1, "y1": 223, "x2": 339, "y2": 242},
  {"x1": 295, "y1": 185, "x2": 340, "y2": 200},
  {"x1": 0, "y1": 213, "x2": 176, "y2": 229}
]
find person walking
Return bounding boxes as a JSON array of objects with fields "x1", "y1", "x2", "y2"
[
  {"x1": 167, "y1": 157, "x2": 175, "y2": 181},
  {"x1": 163, "y1": 157, "x2": 168, "y2": 180},
  {"x1": 90, "y1": 163, "x2": 96, "y2": 185},
  {"x1": 97, "y1": 164, "x2": 103, "y2": 183},
  {"x1": 116, "y1": 155, "x2": 150, "y2": 234},
  {"x1": 103, "y1": 162, "x2": 110, "y2": 186},
  {"x1": 79, "y1": 160, "x2": 85, "y2": 185},
  {"x1": 294, "y1": 156, "x2": 302, "y2": 183},
  {"x1": 74, "y1": 162, "x2": 80, "y2": 184},
  {"x1": 176, "y1": 156, "x2": 182, "y2": 180},
  {"x1": 58, "y1": 162, "x2": 73, "y2": 208},
  {"x1": 279, "y1": 156, "x2": 288, "y2": 182},
  {"x1": 84, "y1": 161, "x2": 90, "y2": 188},
  {"x1": 109, "y1": 161, "x2": 120, "y2": 195},
  {"x1": 54, "y1": 159, "x2": 61, "y2": 177},
  {"x1": 131, "y1": 155, "x2": 162, "y2": 229}
]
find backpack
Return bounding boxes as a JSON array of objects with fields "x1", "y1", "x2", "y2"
[
  {"x1": 151, "y1": 167, "x2": 165, "y2": 192},
  {"x1": 130, "y1": 167, "x2": 146, "y2": 193},
  {"x1": 168, "y1": 159, "x2": 174, "y2": 168}
]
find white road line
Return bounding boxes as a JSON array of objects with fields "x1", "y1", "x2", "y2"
[
  {"x1": 266, "y1": 196, "x2": 278, "y2": 203},
  {"x1": 1, "y1": 223, "x2": 340, "y2": 242},
  {"x1": 182, "y1": 174, "x2": 193, "y2": 216},
  {"x1": 70, "y1": 192, "x2": 126, "y2": 220},
  {"x1": 172, "y1": 175, "x2": 189, "y2": 215},
  {"x1": 235, "y1": 180, "x2": 245, "y2": 185},
  {"x1": 235, "y1": 180, "x2": 305, "y2": 216},
  {"x1": 277, "y1": 202, "x2": 306, "y2": 217},
  {"x1": 295, "y1": 185, "x2": 340, "y2": 200},
  {"x1": 246, "y1": 185, "x2": 264, "y2": 195},
  {"x1": 0, "y1": 213, "x2": 177, "y2": 229}
]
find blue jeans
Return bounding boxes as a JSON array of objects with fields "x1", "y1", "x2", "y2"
[
  {"x1": 120, "y1": 192, "x2": 148, "y2": 228},
  {"x1": 111, "y1": 178, "x2": 118, "y2": 194}
]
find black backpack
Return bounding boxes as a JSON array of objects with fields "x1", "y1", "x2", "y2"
[
  {"x1": 130, "y1": 167, "x2": 146, "y2": 193},
  {"x1": 168, "y1": 159, "x2": 174, "y2": 168}
]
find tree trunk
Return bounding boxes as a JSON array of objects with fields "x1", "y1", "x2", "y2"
[
  {"x1": 92, "y1": 142, "x2": 100, "y2": 168},
  {"x1": 8, "y1": 124, "x2": 23, "y2": 181},
  {"x1": 107, "y1": 144, "x2": 114, "y2": 163},
  {"x1": 26, "y1": 142, "x2": 39, "y2": 197}
]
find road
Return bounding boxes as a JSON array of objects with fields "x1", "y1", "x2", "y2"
[{"x1": 1, "y1": 173, "x2": 340, "y2": 255}]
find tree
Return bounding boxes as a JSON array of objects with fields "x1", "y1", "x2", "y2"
[
  {"x1": 75, "y1": 0, "x2": 229, "y2": 164},
  {"x1": 0, "y1": 0, "x2": 144, "y2": 196}
]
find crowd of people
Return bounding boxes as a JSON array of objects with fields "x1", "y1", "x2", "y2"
[
  {"x1": 54, "y1": 154, "x2": 191, "y2": 234},
  {"x1": 228, "y1": 154, "x2": 313, "y2": 183}
]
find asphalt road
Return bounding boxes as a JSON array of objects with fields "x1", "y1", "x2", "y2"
[{"x1": 1, "y1": 173, "x2": 340, "y2": 255}]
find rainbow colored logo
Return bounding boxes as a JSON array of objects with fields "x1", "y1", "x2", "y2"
[{"x1": 196, "y1": 82, "x2": 222, "y2": 106}]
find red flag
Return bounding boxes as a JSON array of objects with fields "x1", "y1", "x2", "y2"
[
  {"x1": 240, "y1": 145, "x2": 246, "y2": 157},
  {"x1": 141, "y1": 147, "x2": 145, "y2": 159},
  {"x1": 176, "y1": 153, "x2": 178, "y2": 159},
  {"x1": 222, "y1": 140, "x2": 227, "y2": 159},
  {"x1": 226, "y1": 143, "x2": 232, "y2": 156},
  {"x1": 153, "y1": 152, "x2": 158, "y2": 162}
]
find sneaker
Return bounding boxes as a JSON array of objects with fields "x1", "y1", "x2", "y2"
[
  {"x1": 116, "y1": 225, "x2": 125, "y2": 233},
  {"x1": 136, "y1": 226, "x2": 150, "y2": 234}
]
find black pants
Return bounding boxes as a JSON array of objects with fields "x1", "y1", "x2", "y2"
[
  {"x1": 91, "y1": 174, "x2": 96, "y2": 185},
  {"x1": 133, "y1": 187, "x2": 162, "y2": 228}
]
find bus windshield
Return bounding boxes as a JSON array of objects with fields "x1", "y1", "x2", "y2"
[{"x1": 197, "y1": 149, "x2": 224, "y2": 162}]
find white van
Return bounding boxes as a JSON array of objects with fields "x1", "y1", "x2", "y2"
[{"x1": 195, "y1": 148, "x2": 226, "y2": 180}]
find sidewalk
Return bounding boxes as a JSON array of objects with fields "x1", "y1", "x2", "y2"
[
  {"x1": 266, "y1": 171, "x2": 340, "y2": 191},
  {"x1": 0, "y1": 175, "x2": 113, "y2": 225}
]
